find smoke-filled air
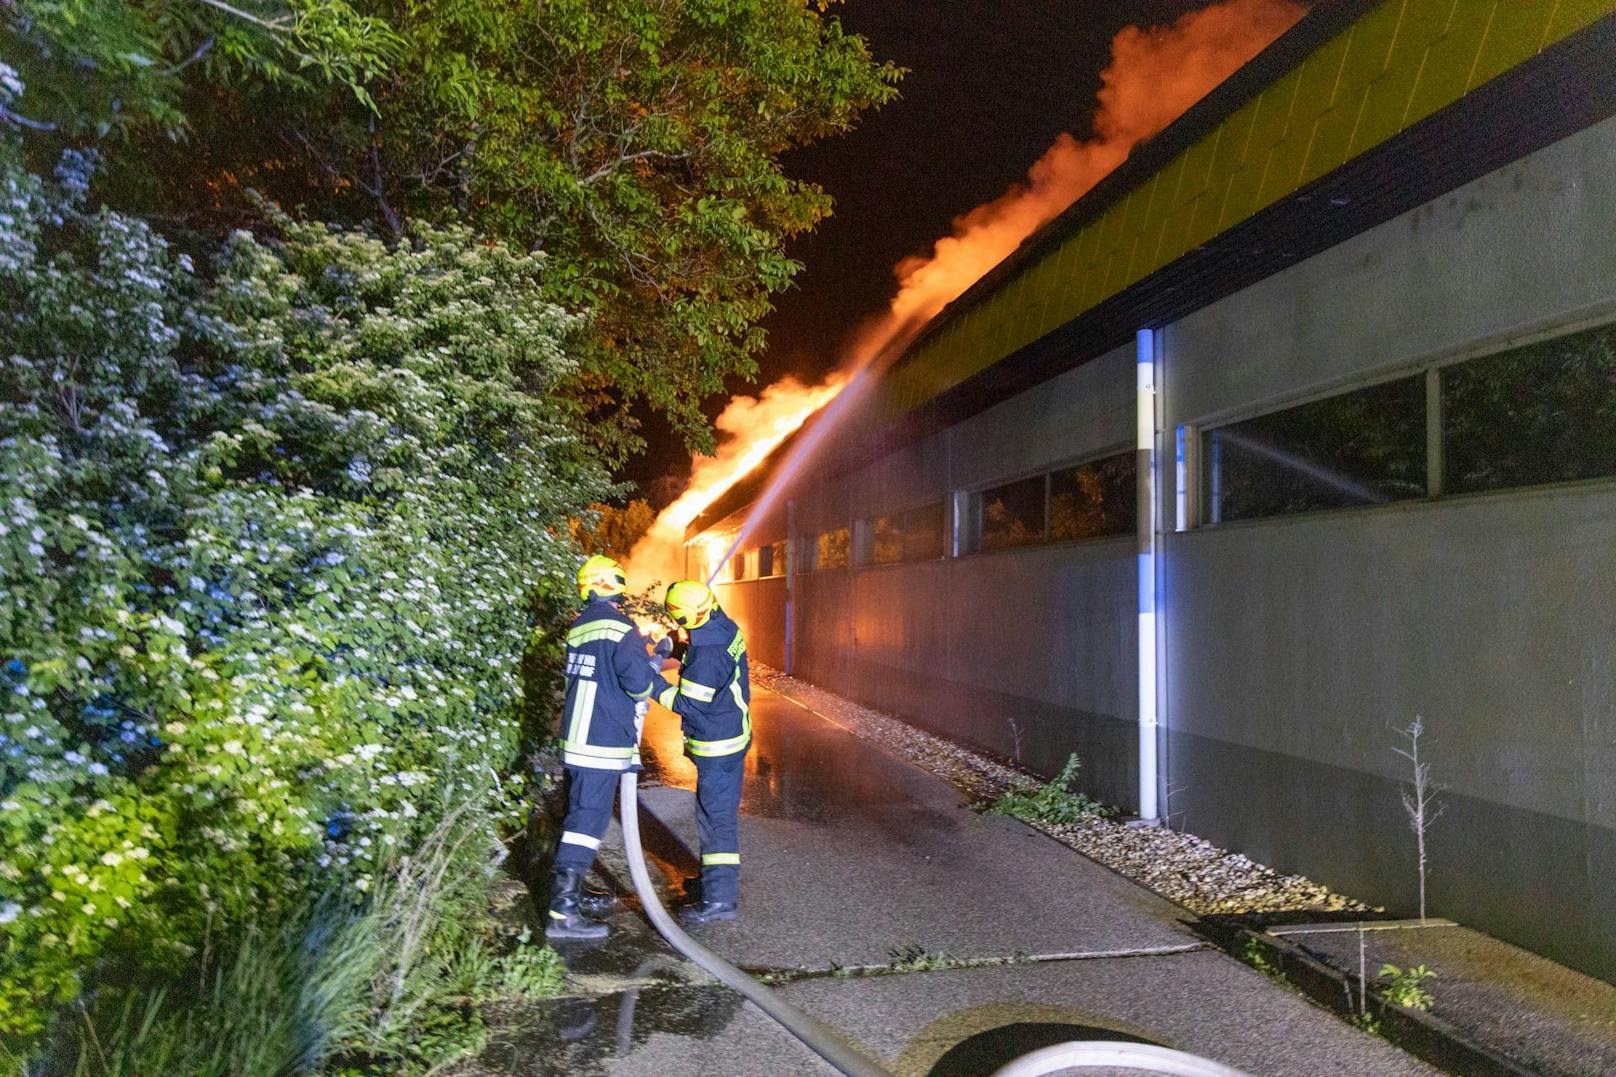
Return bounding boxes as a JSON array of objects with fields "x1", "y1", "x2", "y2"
[{"x1": 625, "y1": 0, "x2": 1304, "y2": 586}]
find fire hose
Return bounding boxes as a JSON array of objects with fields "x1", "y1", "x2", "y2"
[{"x1": 615, "y1": 771, "x2": 1248, "y2": 1077}]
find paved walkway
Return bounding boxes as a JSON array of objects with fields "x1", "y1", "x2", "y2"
[{"x1": 473, "y1": 686, "x2": 1435, "y2": 1076}]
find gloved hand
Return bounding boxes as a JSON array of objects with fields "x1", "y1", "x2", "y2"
[
  {"x1": 634, "y1": 699, "x2": 648, "y2": 721},
  {"x1": 653, "y1": 635, "x2": 674, "y2": 660}
]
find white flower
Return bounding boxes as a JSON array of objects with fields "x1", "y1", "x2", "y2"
[{"x1": 100, "y1": 850, "x2": 123, "y2": 867}]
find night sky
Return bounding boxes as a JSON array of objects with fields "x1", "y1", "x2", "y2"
[{"x1": 627, "y1": 1, "x2": 1217, "y2": 497}]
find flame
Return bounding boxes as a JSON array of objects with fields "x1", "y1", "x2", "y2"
[
  {"x1": 882, "y1": 0, "x2": 1304, "y2": 344},
  {"x1": 625, "y1": 375, "x2": 845, "y2": 584},
  {"x1": 631, "y1": 616, "x2": 672, "y2": 642},
  {"x1": 626, "y1": 0, "x2": 1304, "y2": 585}
]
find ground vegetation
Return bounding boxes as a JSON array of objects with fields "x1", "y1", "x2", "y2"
[{"x1": 0, "y1": 120, "x2": 598, "y2": 1065}]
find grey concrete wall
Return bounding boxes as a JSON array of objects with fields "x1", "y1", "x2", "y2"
[
  {"x1": 716, "y1": 576, "x2": 788, "y2": 671},
  {"x1": 1162, "y1": 116, "x2": 1616, "y2": 981},
  {"x1": 1169, "y1": 115, "x2": 1616, "y2": 424},
  {"x1": 713, "y1": 503, "x2": 790, "y2": 670},
  {"x1": 780, "y1": 344, "x2": 1142, "y2": 804}
]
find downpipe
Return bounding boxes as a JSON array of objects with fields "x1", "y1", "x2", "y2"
[{"x1": 615, "y1": 772, "x2": 1249, "y2": 1077}]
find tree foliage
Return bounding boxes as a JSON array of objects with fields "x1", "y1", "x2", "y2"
[
  {"x1": 1, "y1": 0, "x2": 399, "y2": 137},
  {"x1": 0, "y1": 128, "x2": 607, "y2": 1039},
  {"x1": 4, "y1": 0, "x2": 901, "y2": 456},
  {"x1": 570, "y1": 498, "x2": 655, "y2": 561}
]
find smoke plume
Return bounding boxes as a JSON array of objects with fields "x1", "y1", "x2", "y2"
[{"x1": 626, "y1": 0, "x2": 1304, "y2": 585}]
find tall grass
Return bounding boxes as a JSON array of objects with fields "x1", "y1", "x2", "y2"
[{"x1": 13, "y1": 801, "x2": 563, "y2": 1077}]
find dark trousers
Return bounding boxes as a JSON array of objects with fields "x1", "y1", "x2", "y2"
[
  {"x1": 693, "y1": 753, "x2": 745, "y2": 904},
  {"x1": 553, "y1": 766, "x2": 617, "y2": 872}
]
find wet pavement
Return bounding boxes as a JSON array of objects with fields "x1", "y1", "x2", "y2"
[{"x1": 463, "y1": 686, "x2": 1437, "y2": 1076}]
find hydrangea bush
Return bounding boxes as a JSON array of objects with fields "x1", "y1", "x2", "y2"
[{"x1": 0, "y1": 131, "x2": 606, "y2": 1039}]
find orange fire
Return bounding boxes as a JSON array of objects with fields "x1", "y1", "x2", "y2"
[
  {"x1": 626, "y1": 0, "x2": 1303, "y2": 584},
  {"x1": 881, "y1": 0, "x2": 1303, "y2": 347},
  {"x1": 625, "y1": 375, "x2": 846, "y2": 585}
]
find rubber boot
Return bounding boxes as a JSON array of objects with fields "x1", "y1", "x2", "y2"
[
  {"x1": 578, "y1": 879, "x2": 618, "y2": 917},
  {"x1": 678, "y1": 899, "x2": 738, "y2": 925},
  {"x1": 546, "y1": 867, "x2": 609, "y2": 940}
]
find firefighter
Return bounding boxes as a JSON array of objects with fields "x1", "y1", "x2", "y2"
[
  {"x1": 546, "y1": 554, "x2": 658, "y2": 940},
  {"x1": 657, "y1": 579, "x2": 751, "y2": 924}
]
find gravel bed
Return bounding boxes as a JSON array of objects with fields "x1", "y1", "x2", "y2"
[{"x1": 751, "y1": 663, "x2": 1370, "y2": 917}]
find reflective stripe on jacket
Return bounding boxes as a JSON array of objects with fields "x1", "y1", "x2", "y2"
[
  {"x1": 656, "y1": 607, "x2": 751, "y2": 758},
  {"x1": 561, "y1": 599, "x2": 656, "y2": 770}
]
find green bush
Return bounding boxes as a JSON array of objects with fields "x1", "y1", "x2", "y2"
[
  {"x1": 1379, "y1": 963, "x2": 1436, "y2": 1011},
  {"x1": 0, "y1": 115, "x2": 606, "y2": 1051},
  {"x1": 987, "y1": 754, "x2": 1116, "y2": 825}
]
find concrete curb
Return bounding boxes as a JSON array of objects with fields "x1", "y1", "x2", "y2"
[{"x1": 1196, "y1": 919, "x2": 1536, "y2": 1077}]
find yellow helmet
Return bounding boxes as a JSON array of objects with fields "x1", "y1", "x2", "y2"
[
  {"x1": 577, "y1": 554, "x2": 627, "y2": 601},
  {"x1": 665, "y1": 580, "x2": 717, "y2": 630}
]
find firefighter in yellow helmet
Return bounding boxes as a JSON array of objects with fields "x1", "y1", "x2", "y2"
[
  {"x1": 656, "y1": 580, "x2": 751, "y2": 924},
  {"x1": 545, "y1": 555, "x2": 659, "y2": 940}
]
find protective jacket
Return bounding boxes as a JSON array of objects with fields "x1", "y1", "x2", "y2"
[
  {"x1": 560, "y1": 599, "x2": 656, "y2": 770},
  {"x1": 656, "y1": 607, "x2": 751, "y2": 758}
]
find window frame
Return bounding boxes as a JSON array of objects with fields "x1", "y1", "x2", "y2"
[
  {"x1": 805, "y1": 525, "x2": 850, "y2": 572},
  {"x1": 853, "y1": 499, "x2": 948, "y2": 567},
  {"x1": 1186, "y1": 310, "x2": 1616, "y2": 530},
  {"x1": 957, "y1": 444, "x2": 1137, "y2": 557}
]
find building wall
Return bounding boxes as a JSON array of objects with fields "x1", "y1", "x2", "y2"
[
  {"x1": 784, "y1": 346, "x2": 1141, "y2": 804},
  {"x1": 1161, "y1": 114, "x2": 1616, "y2": 980},
  {"x1": 699, "y1": 106, "x2": 1616, "y2": 982},
  {"x1": 712, "y1": 509, "x2": 790, "y2": 671}
]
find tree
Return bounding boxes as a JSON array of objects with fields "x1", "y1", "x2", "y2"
[
  {"x1": 4, "y1": 0, "x2": 902, "y2": 458},
  {"x1": 572, "y1": 499, "x2": 656, "y2": 561},
  {"x1": 1, "y1": 0, "x2": 399, "y2": 137}
]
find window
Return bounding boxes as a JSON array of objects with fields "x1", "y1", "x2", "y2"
[
  {"x1": 808, "y1": 526, "x2": 848, "y2": 571},
  {"x1": 869, "y1": 514, "x2": 903, "y2": 564},
  {"x1": 757, "y1": 539, "x2": 787, "y2": 578},
  {"x1": 1203, "y1": 375, "x2": 1426, "y2": 524},
  {"x1": 1049, "y1": 453, "x2": 1136, "y2": 541},
  {"x1": 904, "y1": 501, "x2": 946, "y2": 561},
  {"x1": 960, "y1": 452, "x2": 1135, "y2": 554},
  {"x1": 1443, "y1": 322, "x2": 1616, "y2": 494},
  {"x1": 858, "y1": 501, "x2": 946, "y2": 565},
  {"x1": 976, "y1": 474, "x2": 1047, "y2": 552},
  {"x1": 731, "y1": 549, "x2": 758, "y2": 581}
]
